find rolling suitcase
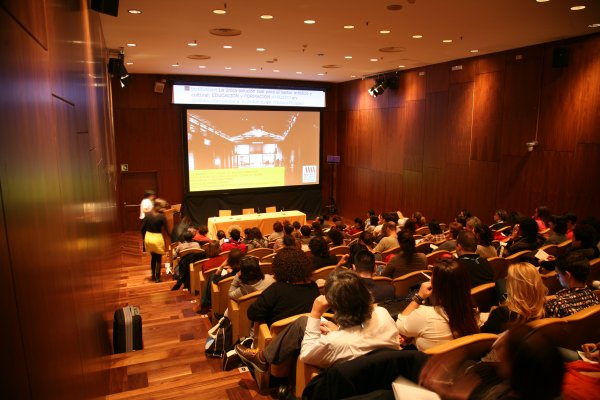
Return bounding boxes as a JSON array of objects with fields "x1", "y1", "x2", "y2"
[{"x1": 113, "y1": 305, "x2": 143, "y2": 353}]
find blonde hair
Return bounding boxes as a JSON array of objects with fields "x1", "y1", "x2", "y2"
[{"x1": 504, "y1": 262, "x2": 547, "y2": 322}]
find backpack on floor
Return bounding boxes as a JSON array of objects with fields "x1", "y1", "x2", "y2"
[{"x1": 205, "y1": 316, "x2": 232, "y2": 358}]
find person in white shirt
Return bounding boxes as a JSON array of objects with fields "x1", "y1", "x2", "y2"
[
  {"x1": 139, "y1": 190, "x2": 155, "y2": 219},
  {"x1": 396, "y1": 259, "x2": 480, "y2": 351},
  {"x1": 235, "y1": 270, "x2": 400, "y2": 371}
]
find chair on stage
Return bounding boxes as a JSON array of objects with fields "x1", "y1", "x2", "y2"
[
  {"x1": 265, "y1": 206, "x2": 277, "y2": 213},
  {"x1": 242, "y1": 208, "x2": 255, "y2": 215},
  {"x1": 219, "y1": 209, "x2": 232, "y2": 217}
]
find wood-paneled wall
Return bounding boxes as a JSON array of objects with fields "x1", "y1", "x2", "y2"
[
  {"x1": 335, "y1": 34, "x2": 600, "y2": 224},
  {"x1": 0, "y1": 1, "x2": 118, "y2": 398}
]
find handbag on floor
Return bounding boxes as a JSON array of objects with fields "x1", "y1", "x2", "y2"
[
  {"x1": 113, "y1": 305, "x2": 143, "y2": 353},
  {"x1": 205, "y1": 316, "x2": 232, "y2": 358}
]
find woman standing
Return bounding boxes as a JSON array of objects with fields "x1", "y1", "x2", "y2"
[{"x1": 141, "y1": 199, "x2": 171, "y2": 282}]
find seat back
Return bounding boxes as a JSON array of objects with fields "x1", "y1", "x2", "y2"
[
  {"x1": 392, "y1": 270, "x2": 431, "y2": 297},
  {"x1": 423, "y1": 333, "x2": 498, "y2": 356},
  {"x1": 504, "y1": 250, "x2": 534, "y2": 264},
  {"x1": 211, "y1": 276, "x2": 234, "y2": 316},
  {"x1": 311, "y1": 265, "x2": 336, "y2": 281},
  {"x1": 587, "y1": 257, "x2": 600, "y2": 288},
  {"x1": 526, "y1": 318, "x2": 568, "y2": 347},
  {"x1": 415, "y1": 226, "x2": 430, "y2": 236},
  {"x1": 189, "y1": 259, "x2": 210, "y2": 297},
  {"x1": 329, "y1": 245, "x2": 350, "y2": 255},
  {"x1": 415, "y1": 241, "x2": 432, "y2": 254},
  {"x1": 487, "y1": 257, "x2": 509, "y2": 281},
  {"x1": 556, "y1": 240, "x2": 572, "y2": 256},
  {"x1": 246, "y1": 247, "x2": 274, "y2": 259},
  {"x1": 540, "y1": 271, "x2": 562, "y2": 295},
  {"x1": 260, "y1": 252, "x2": 276, "y2": 263},
  {"x1": 426, "y1": 250, "x2": 453, "y2": 266},
  {"x1": 470, "y1": 282, "x2": 497, "y2": 312},
  {"x1": 219, "y1": 209, "x2": 232, "y2": 217},
  {"x1": 229, "y1": 290, "x2": 263, "y2": 343},
  {"x1": 259, "y1": 262, "x2": 273, "y2": 276},
  {"x1": 494, "y1": 226, "x2": 512, "y2": 235},
  {"x1": 380, "y1": 246, "x2": 400, "y2": 260},
  {"x1": 562, "y1": 304, "x2": 600, "y2": 350},
  {"x1": 538, "y1": 244, "x2": 559, "y2": 257},
  {"x1": 265, "y1": 206, "x2": 277, "y2": 213}
]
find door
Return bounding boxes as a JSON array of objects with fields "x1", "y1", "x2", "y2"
[{"x1": 121, "y1": 172, "x2": 158, "y2": 232}]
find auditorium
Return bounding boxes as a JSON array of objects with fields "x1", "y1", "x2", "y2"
[{"x1": 1, "y1": 1, "x2": 599, "y2": 399}]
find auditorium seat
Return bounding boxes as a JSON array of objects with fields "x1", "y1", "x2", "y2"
[
  {"x1": 426, "y1": 250, "x2": 453, "y2": 265},
  {"x1": 556, "y1": 239, "x2": 572, "y2": 256},
  {"x1": 587, "y1": 257, "x2": 600, "y2": 288},
  {"x1": 211, "y1": 276, "x2": 234, "y2": 316},
  {"x1": 540, "y1": 271, "x2": 562, "y2": 295},
  {"x1": 246, "y1": 248, "x2": 274, "y2": 259},
  {"x1": 229, "y1": 290, "x2": 263, "y2": 343},
  {"x1": 392, "y1": 270, "x2": 431, "y2": 297},
  {"x1": 470, "y1": 282, "x2": 497, "y2": 312},
  {"x1": 487, "y1": 257, "x2": 509, "y2": 281}
]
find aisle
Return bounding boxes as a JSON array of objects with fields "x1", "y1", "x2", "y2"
[{"x1": 107, "y1": 233, "x2": 271, "y2": 399}]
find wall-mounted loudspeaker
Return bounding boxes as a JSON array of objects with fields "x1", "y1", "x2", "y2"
[
  {"x1": 107, "y1": 58, "x2": 122, "y2": 75},
  {"x1": 552, "y1": 48, "x2": 569, "y2": 68},
  {"x1": 91, "y1": 0, "x2": 119, "y2": 17},
  {"x1": 154, "y1": 80, "x2": 166, "y2": 94}
]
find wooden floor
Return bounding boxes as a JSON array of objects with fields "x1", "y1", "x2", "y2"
[{"x1": 107, "y1": 233, "x2": 273, "y2": 399}]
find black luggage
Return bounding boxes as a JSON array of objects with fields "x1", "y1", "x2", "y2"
[{"x1": 113, "y1": 305, "x2": 143, "y2": 353}]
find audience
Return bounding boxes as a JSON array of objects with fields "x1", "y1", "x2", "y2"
[
  {"x1": 268, "y1": 221, "x2": 284, "y2": 241},
  {"x1": 412, "y1": 211, "x2": 426, "y2": 229},
  {"x1": 247, "y1": 247, "x2": 320, "y2": 326},
  {"x1": 422, "y1": 220, "x2": 446, "y2": 243},
  {"x1": 193, "y1": 225, "x2": 210, "y2": 243},
  {"x1": 565, "y1": 212, "x2": 578, "y2": 240},
  {"x1": 236, "y1": 270, "x2": 400, "y2": 372},
  {"x1": 481, "y1": 263, "x2": 546, "y2": 334},
  {"x1": 569, "y1": 224, "x2": 600, "y2": 259},
  {"x1": 220, "y1": 228, "x2": 248, "y2": 253},
  {"x1": 545, "y1": 253, "x2": 599, "y2": 317},
  {"x1": 533, "y1": 205, "x2": 551, "y2": 231},
  {"x1": 456, "y1": 231, "x2": 494, "y2": 288},
  {"x1": 474, "y1": 224, "x2": 498, "y2": 258},
  {"x1": 396, "y1": 259, "x2": 479, "y2": 351},
  {"x1": 489, "y1": 209, "x2": 508, "y2": 231},
  {"x1": 228, "y1": 256, "x2": 275, "y2": 301},
  {"x1": 503, "y1": 217, "x2": 546, "y2": 256},
  {"x1": 173, "y1": 231, "x2": 200, "y2": 257},
  {"x1": 372, "y1": 222, "x2": 399, "y2": 255},
  {"x1": 438, "y1": 221, "x2": 463, "y2": 252},
  {"x1": 327, "y1": 227, "x2": 345, "y2": 247},
  {"x1": 546, "y1": 215, "x2": 569, "y2": 244},
  {"x1": 200, "y1": 248, "x2": 244, "y2": 309},
  {"x1": 382, "y1": 230, "x2": 427, "y2": 278}
]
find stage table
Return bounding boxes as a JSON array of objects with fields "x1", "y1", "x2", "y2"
[{"x1": 207, "y1": 210, "x2": 306, "y2": 239}]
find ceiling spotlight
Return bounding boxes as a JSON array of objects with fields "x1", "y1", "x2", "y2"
[
  {"x1": 108, "y1": 50, "x2": 132, "y2": 88},
  {"x1": 380, "y1": 30, "x2": 391, "y2": 34},
  {"x1": 368, "y1": 76, "x2": 398, "y2": 98},
  {"x1": 126, "y1": 43, "x2": 137, "y2": 47},
  {"x1": 188, "y1": 40, "x2": 198, "y2": 46},
  {"x1": 304, "y1": 19, "x2": 316, "y2": 24},
  {"x1": 128, "y1": 9, "x2": 142, "y2": 14},
  {"x1": 256, "y1": 47, "x2": 266, "y2": 51},
  {"x1": 261, "y1": 15, "x2": 273, "y2": 20},
  {"x1": 570, "y1": 5, "x2": 585, "y2": 11},
  {"x1": 213, "y1": 9, "x2": 226, "y2": 14},
  {"x1": 344, "y1": 25, "x2": 354, "y2": 29}
]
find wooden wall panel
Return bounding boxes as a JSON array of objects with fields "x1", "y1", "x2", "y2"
[
  {"x1": 0, "y1": 1, "x2": 118, "y2": 398},
  {"x1": 334, "y1": 34, "x2": 600, "y2": 224}
]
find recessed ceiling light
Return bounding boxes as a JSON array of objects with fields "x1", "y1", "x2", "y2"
[
  {"x1": 128, "y1": 9, "x2": 142, "y2": 14},
  {"x1": 344, "y1": 56, "x2": 352, "y2": 59},
  {"x1": 213, "y1": 9, "x2": 226, "y2": 14},
  {"x1": 304, "y1": 19, "x2": 316, "y2": 24},
  {"x1": 225, "y1": 67, "x2": 232, "y2": 70},
  {"x1": 199, "y1": 65, "x2": 206, "y2": 68},
  {"x1": 344, "y1": 25, "x2": 354, "y2": 29},
  {"x1": 273, "y1": 69, "x2": 280, "y2": 72},
  {"x1": 171, "y1": 63, "x2": 179, "y2": 67},
  {"x1": 223, "y1": 45, "x2": 233, "y2": 49},
  {"x1": 126, "y1": 43, "x2": 136, "y2": 47},
  {"x1": 188, "y1": 40, "x2": 198, "y2": 47},
  {"x1": 296, "y1": 71, "x2": 302, "y2": 74},
  {"x1": 570, "y1": 5, "x2": 585, "y2": 10},
  {"x1": 256, "y1": 48, "x2": 266, "y2": 52},
  {"x1": 370, "y1": 58, "x2": 378, "y2": 62},
  {"x1": 380, "y1": 30, "x2": 391, "y2": 34},
  {"x1": 250, "y1": 68, "x2": 257, "y2": 71},
  {"x1": 470, "y1": 49, "x2": 479, "y2": 53},
  {"x1": 126, "y1": 62, "x2": 133, "y2": 65},
  {"x1": 261, "y1": 15, "x2": 273, "y2": 20},
  {"x1": 317, "y1": 73, "x2": 325, "y2": 76},
  {"x1": 398, "y1": 65, "x2": 405, "y2": 68},
  {"x1": 443, "y1": 39, "x2": 452, "y2": 43},
  {"x1": 536, "y1": 0, "x2": 550, "y2": 2},
  {"x1": 350, "y1": 75, "x2": 356, "y2": 78},
  {"x1": 589, "y1": 23, "x2": 600, "y2": 28},
  {"x1": 412, "y1": 35, "x2": 423, "y2": 39}
]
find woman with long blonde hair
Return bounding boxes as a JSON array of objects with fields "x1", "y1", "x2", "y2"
[{"x1": 481, "y1": 262, "x2": 547, "y2": 333}]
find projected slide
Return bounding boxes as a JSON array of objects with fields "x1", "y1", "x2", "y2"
[{"x1": 186, "y1": 109, "x2": 320, "y2": 192}]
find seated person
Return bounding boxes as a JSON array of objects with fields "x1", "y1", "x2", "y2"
[
  {"x1": 396, "y1": 259, "x2": 480, "y2": 351},
  {"x1": 546, "y1": 215, "x2": 568, "y2": 244},
  {"x1": 273, "y1": 224, "x2": 295, "y2": 250},
  {"x1": 173, "y1": 231, "x2": 201, "y2": 258},
  {"x1": 229, "y1": 256, "x2": 275, "y2": 301},
  {"x1": 438, "y1": 221, "x2": 463, "y2": 252},
  {"x1": 247, "y1": 227, "x2": 268, "y2": 250},
  {"x1": 481, "y1": 263, "x2": 546, "y2": 334},
  {"x1": 267, "y1": 221, "x2": 285, "y2": 241},
  {"x1": 235, "y1": 270, "x2": 400, "y2": 372},
  {"x1": 466, "y1": 216, "x2": 482, "y2": 233},
  {"x1": 221, "y1": 228, "x2": 248, "y2": 253},
  {"x1": 372, "y1": 222, "x2": 399, "y2": 255},
  {"x1": 422, "y1": 220, "x2": 446, "y2": 243},
  {"x1": 327, "y1": 227, "x2": 345, "y2": 247},
  {"x1": 545, "y1": 253, "x2": 599, "y2": 318},
  {"x1": 247, "y1": 247, "x2": 320, "y2": 326},
  {"x1": 345, "y1": 217, "x2": 364, "y2": 236},
  {"x1": 456, "y1": 230, "x2": 494, "y2": 288},
  {"x1": 489, "y1": 209, "x2": 509, "y2": 231},
  {"x1": 503, "y1": 217, "x2": 546, "y2": 256},
  {"x1": 200, "y1": 248, "x2": 244, "y2": 308},
  {"x1": 193, "y1": 224, "x2": 210, "y2": 244},
  {"x1": 351, "y1": 251, "x2": 395, "y2": 302},
  {"x1": 299, "y1": 225, "x2": 313, "y2": 248},
  {"x1": 291, "y1": 221, "x2": 303, "y2": 240},
  {"x1": 200, "y1": 240, "x2": 226, "y2": 272},
  {"x1": 475, "y1": 224, "x2": 498, "y2": 258},
  {"x1": 381, "y1": 229, "x2": 427, "y2": 278},
  {"x1": 568, "y1": 224, "x2": 600, "y2": 259},
  {"x1": 308, "y1": 236, "x2": 338, "y2": 270}
]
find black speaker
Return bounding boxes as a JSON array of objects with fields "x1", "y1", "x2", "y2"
[
  {"x1": 108, "y1": 58, "x2": 122, "y2": 75},
  {"x1": 91, "y1": 0, "x2": 119, "y2": 17},
  {"x1": 552, "y1": 48, "x2": 569, "y2": 68}
]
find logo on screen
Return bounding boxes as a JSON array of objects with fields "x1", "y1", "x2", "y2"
[{"x1": 303, "y1": 165, "x2": 317, "y2": 183}]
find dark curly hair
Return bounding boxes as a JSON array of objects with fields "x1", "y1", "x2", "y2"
[
  {"x1": 309, "y1": 236, "x2": 330, "y2": 257},
  {"x1": 327, "y1": 228, "x2": 344, "y2": 247},
  {"x1": 273, "y1": 221, "x2": 284, "y2": 233},
  {"x1": 325, "y1": 270, "x2": 373, "y2": 328},
  {"x1": 239, "y1": 256, "x2": 264, "y2": 284},
  {"x1": 272, "y1": 247, "x2": 313, "y2": 283}
]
